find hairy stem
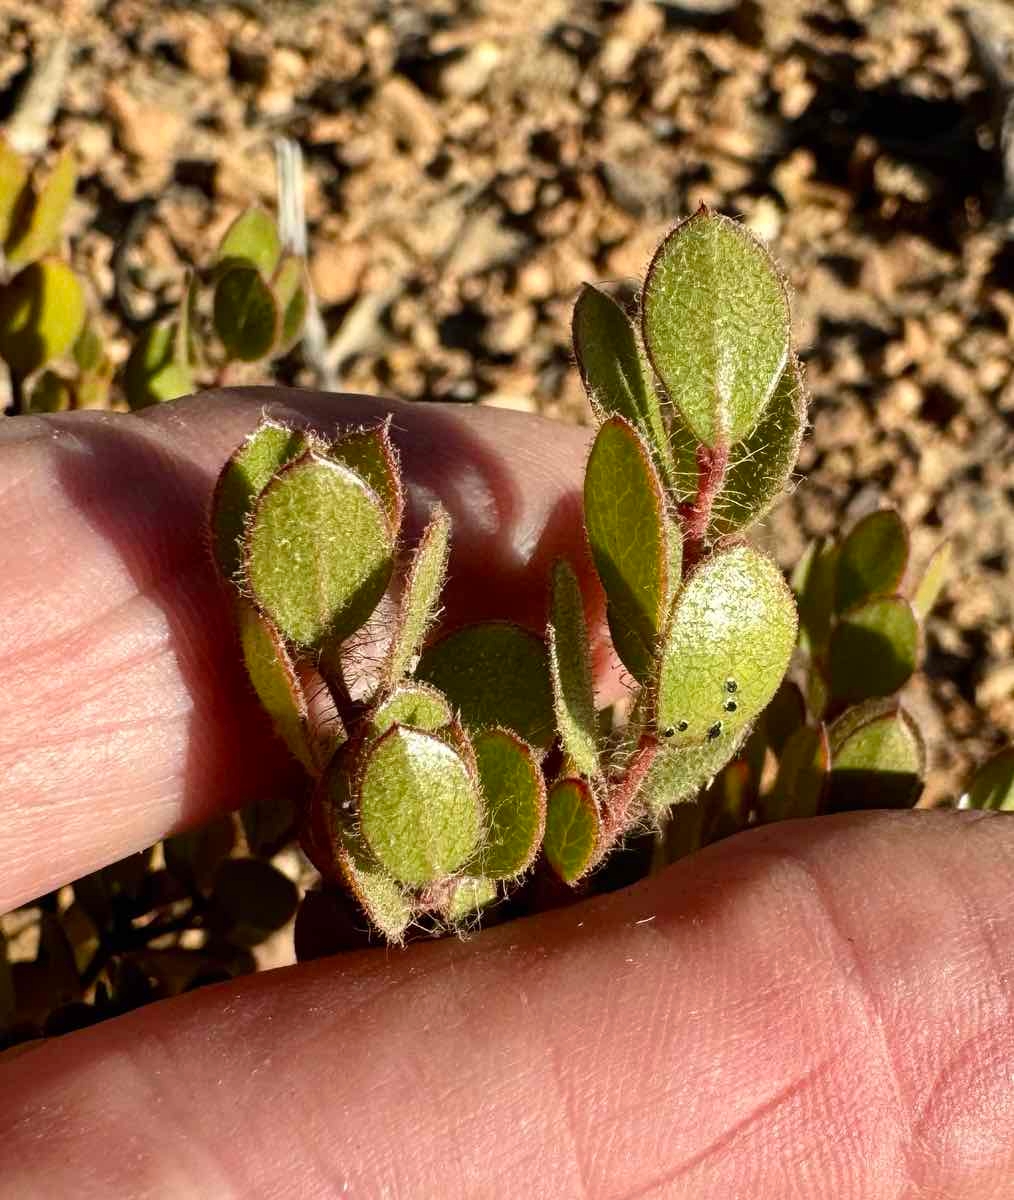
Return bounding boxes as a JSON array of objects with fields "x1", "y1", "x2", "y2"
[{"x1": 680, "y1": 442, "x2": 729, "y2": 570}]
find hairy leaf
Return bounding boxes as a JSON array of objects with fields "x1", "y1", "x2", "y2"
[
  {"x1": 965, "y1": 748, "x2": 1014, "y2": 812},
  {"x1": 470, "y1": 729, "x2": 546, "y2": 879},
  {"x1": 417, "y1": 622, "x2": 554, "y2": 749},
  {"x1": 237, "y1": 599, "x2": 315, "y2": 771},
  {"x1": 212, "y1": 419, "x2": 308, "y2": 582},
  {"x1": 245, "y1": 452, "x2": 395, "y2": 648},
  {"x1": 641, "y1": 724, "x2": 748, "y2": 817},
  {"x1": 214, "y1": 266, "x2": 278, "y2": 362},
  {"x1": 123, "y1": 320, "x2": 194, "y2": 411},
  {"x1": 0, "y1": 257, "x2": 85, "y2": 377},
  {"x1": 911, "y1": 540, "x2": 952, "y2": 621},
  {"x1": 5, "y1": 146, "x2": 76, "y2": 270},
  {"x1": 328, "y1": 419, "x2": 403, "y2": 530},
  {"x1": 358, "y1": 725, "x2": 482, "y2": 886},
  {"x1": 384, "y1": 506, "x2": 450, "y2": 686},
  {"x1": 656, "y1": 545, "x2": 797, "y2": 747},
  {"x1": 642, "y1": 207, "x2": 790, "y2": 449},
  {"x1": 572, "y1": 283, "x2": 673, "y2": 481},
  {"x1": 709, "y1": 357, "x2": 805, "y2": 537},
  {"x1": 216, "y1": 206, "x2": 281, "y2": 276},
  {"x1": 584, "y1": 416, "x2": 674, "y2": 683},
  {"x1": 828, "y1": 596, "x2": 919, "y2": 703},
  {"x1": 443, "y1": 877, "x2": 498, "y2": 925},
  {"x1": 835, "y1": 509, "x2": 909, "y2": 614},
  {"x1": 544, "y1": 778, "x2": 600, "y2": 884},
  {"x1": 548, "y1": 560, "x2": 599, "y2": 777},
  {"x1": 826, "y1": 704, "x2": 925, "y2": 811},
  {"x1": 338, "y1": 846, "x2": 413, "y2": 943},
  {"x1": 367, "y1": 682, "x2": 453, "y2": 738}
]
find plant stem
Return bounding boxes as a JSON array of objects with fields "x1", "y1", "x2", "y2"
[{"x1": 680, "y1": 441, "x2": 729, "y2": 570}]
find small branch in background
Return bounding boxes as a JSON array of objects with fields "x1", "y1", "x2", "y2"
[
  {"x1": 962, "y1": 3, "x2": 1014, "y2": 223},
  {"x1": 7, "y1": 35, "x2": 70, "y2": 157},
  {"x1": 274, "y1": 137, "x2": 335, "y2": 390}
]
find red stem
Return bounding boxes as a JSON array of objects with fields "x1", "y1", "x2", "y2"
[{"x1": 680, "y1": 441, "x2": 729, "y2": 571}]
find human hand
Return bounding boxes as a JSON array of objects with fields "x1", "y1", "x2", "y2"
[{"x1": 1, "y1": 391, "x2": 1011, "y2": 1198}]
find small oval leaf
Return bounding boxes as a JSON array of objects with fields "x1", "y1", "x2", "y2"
[
  {"x1": 210, "y1": 858, "x2": 299, "y2": 945},
  {"x1": 214, "y1": 265, "x2": 278, "y2": 362},
  {"x1": 384, "y1": 506, "x2": 451, "y2": 686},
  {"x1": 835, "y1": 509, "x2": 909, "y2": 614},
  {"x1": 826, "y1": 704, "x2": 925, "y2": 811},
  {"x1": 358, "y1": 725, "x2": 483, "y2": 887},
  {"x1": 828, "y1": 596, "x2": 920, "y2": 703},
  {"x1": 548, "y1": 560, "x2": 600, "y2": 777},
  {"x1": 642, "y1": 206, "x2": 790, "y2": 449},
  {"x1": 122, "y1": 320, "x2": 194, "y2": 411},
  {"x1": 0, "y1": 137, "x2": 29, "y2": 247},
  {"x1": 656, "y1": 545, "x2": 797, "y2": 747},
  {"x1": 470, "y1": 728, "x2": 546, "y2": 880},
  {"x1": 910, "y1": 540, "x2": 952, "y2": 621},
  {"x1": 245, "y1": 452, "x2": 395, "y2": 648},
  {"x1": 0, "y1": 257, "x2": 85, "y2": 377},
  {"x1": 792, "y1": 538, "x2": 839, "y2": 659},
  {"x1": 5, "y1": 146, "x2": 76, "y2": 270},
  {"x1": 271, "y1": 254, "x2": 309, "y2": 352},
  {"x1": 367, "y1": 681, "x2": 453, "y2": 738},
  {"x1": 543, "y1": 778, "x2": 600, "y2": 884},
  {"x1": 327, "y1": 419, "x2": 404, "y2": 531},
  {"x1": 641, "y1": 724, "x2": 749, "y2": 818},
  {"x1": 965, "y1": 748, "x2": 1014, "y2": 812},
  {"x1": 216, "y1": 206, "x2": 281, "y2": 276},
  {"x1": 762, "y1": 723, "x2": 829, "y2": 822}
]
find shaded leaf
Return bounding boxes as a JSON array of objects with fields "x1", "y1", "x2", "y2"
[
  {"x1": 384, "y1": 506, "x2": 450, "y2": 686},
  {"x1": 5, "y1": 146, "x2": 76, "y2": 271},
  {"x1": 25, "y1": 368, "x2": 72, "y2": 412},
  {"x1": 210, "y1": 858, "x2": 299, "y2": 946},
  {"x1": 762, "y1": 724, "x2": 829, "y2": 821},
  {"x1": 72, "y1": 319, "x2": 104, "y2": 373},
  {"x1": 216, "y1": 205, "x2": 281, "y2": 276},
  {"x1": 0, "y1": 137, "x2": 29, "y2": 247},
  {"x1": 572, "y1": 283, "x2": 674, "y2": 482},
  {"x1": 642, "y1": 207, "x2": 790, "y2": 449},
  {"x1": 0, "y1": 933, "x2": 14, "y2": 1031},
  {"x1": 240, "y1": 795, "x2": 297, "y2": 859},
  {"x1": 272, "y1": 254, "x2": 308, "y2": 352},
  {"x1": 828, "y1": 596, "x2": 920, "y2": 703},
  {"x1": 543, "y1": 778, "x2": 600, "y2": 884},
  {"x1": 911, "y1": 540, "x2": 952, "y2": 621},
  {"x1": 358, "y1": 725, "x2": 482, "y2": 886},
  {"x1": 337, "y1": 849, "x2": 413, "y2": 944},
  {"x1": 367, "y1": 682, "x2": 453, "y2": 739},
  {"x1": 760, "y1": 680, "x2": 806, "y2": 757},
  {"x1": 211, "y1": 419, "x2": 308, "y2": 582},
  {"x1": 237, "y1": 599, "x2": 316, "y2": 771},
  {"x1": 35, "y1": 914, "x2": 81, "y2": 1007},
  {"x1": 708, "y1": 357, "x2": 806, "y2": 538},
  {"x1": 548, "y1": 560, "x2": 599, "y2": 777},
  {"x1": 294, "y1": 886, "x2": 376, "y2": 960},
  {"x1": 245, "y1": 452, "x2": 395, "y2": 648},
  {"x1": 965, "y1": 748, "x2": 1014, "y2": 812},
  {"x1": 835, "y1": 509, "x2": 909, "y2": 614},
  {"x1": 656, "y1": 545, "x2": 797, "y2": 747},
  {"x1": 122, "y1": 320, "x2": 193, "y2": 411},
  {"x1": 792, "y1": 538, "x2": 839, "y2": 658},
  {"x1": 470, "y1": 728, "x2": 546, "y2": 879},
  {"x1": 0, "y1": 257, "x2": 85, "y2": 377},
  {"x1": 584, "y1": 416, "x2": 674, "y2": 683},
  {"x1": 164, "y1": 815, "x2": 236, "y2": 894},
  {"x1": 417, "y1": 622, "x2": 554, "y2": 749},
  {"x1": 826, "y1": 702, "x2": 925, "y2": 811},
  {"x1": 214, "y1": 265, "x2": 278, "y2": 362},
  {"x1": 327, "y1": 419, "x2": 403, "y2": 531}
]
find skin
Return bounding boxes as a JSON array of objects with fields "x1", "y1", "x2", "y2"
[{"x1": 1, "y1": 389, "x2": 1012, "y2": 1198}]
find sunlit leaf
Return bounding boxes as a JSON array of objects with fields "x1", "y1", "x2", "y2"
[
  {"x1": 271, "y1": 254, "x2": 309, "y2": 353},
  {"x1": 470, "y1": 728, "x2": 546, "y2": 879},
  {"x1": 358, "y1": 725, "x2": 482, "y2": 886},
  {"x1": 828, "y1": 596, "x2": 919, "y2": 703},
  {"x1": 327, "y1": 419, "x2": 403, "y2": 531},
  {"x1": 216, "y1": 205, "x2": 281, "y2": 276},
  {"x1": 214, "y1": 265, "x2": 278, "y2": 361},
  {"x1": 0, "y1": 137, "x2": 29, "y2": 247},
  {"x1": 211, "y1": 419, "x2": 308, "y2": 582},
  {"x1": 548, "y1": 560, "x2": 599, "y2": 777},
  {"x1": 656, "y1": 545, "x2": 797, "y2": 747},
  {"x1": 965, "y1": 748, "x2": 1014, "y2": 812},
  {"x1": 0, "y1": 257, "x2": 85, "y2": 377},
  {"x1": 5, "y1": 146, "x2": 76, "y2": 270},
  {"x1": 911, "y1": 540, "x2": 952, "y2": 621},
  {"x1": 835, "y1": 509, "x2": 909, "y2": 614},
  {"x1": 792, "y1": 538, "x2": 838, "y2": 659},
  {"x1": 122, "y1": 320, "x2": 194, "y2": 411},
  {"x1": 442, "y1": 877, "x2": 498, "y2": 926},
  {"x1": 826, "y1": 702, "x2": 925, "y2": 811},
  {"x1": 641, "y1": 724, "x2": 748, "y2": 817},
  {"x1": 337, "y1": 848, "x2": 414, "y2": 944},
  {"x1": 417, "y1": 622, "x2": 554, "y2": 749},
  {"x1": 245, "y1": 452, "x2": 395, "y2": 648},
  {"x1": 384, "y1": 506, "x2": 450, "y2": 686},
  {"x1": 584, "y1": 416, "x2": 675, "y2": 683},
  {"x1": 366, "y1": 681, "x2": 453, "y2": 738},
  {"x1": 543, "y1": 778, "x2": 600, "y2": 884},
  {"x1": 642, "y1": 206, "x2": 790, "y2": 449}
]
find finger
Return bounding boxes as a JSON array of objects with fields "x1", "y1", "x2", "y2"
[
  {"x1": 1, "y1": 811, "x2": 1012, "y2": 1198},
  {"x1": 0, "y1": 389, "x2": 612, "y2": 911}
]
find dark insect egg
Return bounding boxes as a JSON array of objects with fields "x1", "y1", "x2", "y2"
[
  {"x1": 725, "y1": 678, "x2": 738, "y2": 694},
  {"x1": 707, "y1": 721, "x2": 723, "y2": 741},
  {"x1": 724, "y1": 700, "x2": 738, "y2": 713}
]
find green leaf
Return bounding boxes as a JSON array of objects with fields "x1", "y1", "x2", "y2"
[
  {"x1": 442, "y1": 877, "x2": 498, "y2": 925},
  {"x1": 337, "y1": 849, "x2": 413, "y2": 943},
  {"x1": 272, "y1": 254, "x2": 308, "y2": 353},
  {"x1": 835, "y1": 509, "x2": 909, "y2": 613},
  {"x1": 828, "y1": 596, "x2": 920, "y2": 703},
  {"x1": 470, "y1": 729, "x2": 546, "y2": 879},
  {"x1": 910, "y1": 540, "x2": 952, "y2": 621},
  {"x1": 656, "y1": 544, "x2": 797, "y2": 747},
  {"x1": 792, "y1": 538, "x2": 839, "y2": 658},
  {"x1": 358, "y1": 725, "x2": 482, "y2": 886},
  {"x1": 245, "y1": 452, "x2": 395, "y2": 648},
  {"x1": 214, "y1": 265, "x2": 278, "y2": 362},
  {"x1": 543, "y1": 778, "x2": 600, "y2": 884},
  {"x1": 164, "y1": 816, "x2": 236, "y2": 894},
  {"x1": 572, "y1": 283, "x2": 674, "y2": 483},
  {"x1": 327, "y1": 420, "x2": 403, "y2": 531},
  {"x1": 212, "y1": 419, "x2": 308, "y2": 582},
  {"x1": 216, "y1": 206, "x2": 281, "y2": 276},
  {"x1": 210, "y1": 858, "x2": 299, "y2": 946},
  {"x1": 641, "y1": 724, "x2": 748, "y2": 817},
  {"x1": 584, "y1": 416, "x2": 676, "y2": 684},
  {"x1": 72, "y1": 319, "x2": 104, "y2": 372},
  {"x1": 763, "y1": 724, "x2": 829, "y2": 821},
  {"x1": 0, "y1": 257, "x2": 85, "y2": 377},
  {"x1": 759, "y1": 680, "x2": 806, "y2": 757},
  {"x1": 709, "y1": 357, "x2": 805, "y2": 538},
  {"x1": 417, "y1": 622, "x2": 554, "y2": 749},
  {"x1": 25, "y1": 368, "x2": 72, "y2": 413},
  {"x1": 122, "y1": 320, "x2": 194, "y2": 411},
  {"x1": 642, "y1": 206, "x2": 790, "y2": 449},
  {"x1": 5, "y1": 146, "x2": 76, "y2": 271},
  {"x1": 367, "y1": 681, "x2": 453, "y2": 738},
  {"x1": 237, "y1": 599, "x2": 315, "y2": 771},
  {"x1": 0, "y1": 137, "x2": 29, "y2": 248},
  {"x1": 240, "y1": 795, "x2": 297, "y2": 859},
  {"x1": 548, "y1": 560, "x2": 599, "y2": 776},
  {"x1": 384, "y1": 506, "x2": 450, "y2": 686},
  {"x1": 826, "y1": 703, "x2": 925, "y2": 811},
  {"x1": 964, "y1": 748, "x2": 1014, "y2": 812}
]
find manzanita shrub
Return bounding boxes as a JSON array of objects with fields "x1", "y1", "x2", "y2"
[{"x1": 207, "y1": 206, "x2": 981, "y2": 951}]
